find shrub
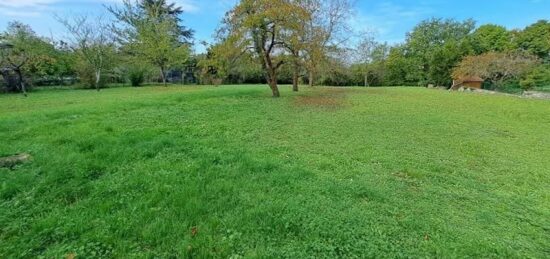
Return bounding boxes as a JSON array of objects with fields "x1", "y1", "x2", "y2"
[
  {"x1": 128, "y1": 67, "x2": 145, "y2": 87},
  {"x1": 75, "y1": 62, "x2": 106, "y2": 89},
  {"x1": 522, "y1": 65, "x2": 550, "y2": 90},
  {"x1": 520, "y1": 78, "x2": 536, "y2": 90}
]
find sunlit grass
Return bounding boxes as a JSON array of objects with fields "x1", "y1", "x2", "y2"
[{"x1": 1, "y1": 85, "x2": 549, "y2": 258}]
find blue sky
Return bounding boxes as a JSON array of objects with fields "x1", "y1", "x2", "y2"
[{"x1": 1, "y1": 0, "x2": 549, "y2": 52}]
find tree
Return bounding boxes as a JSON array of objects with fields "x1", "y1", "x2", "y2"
[
  {"x1": 281, "y1": 2, "x2": 308, "y2": 92},
  {"x1": 355, "y1": 35, "x2": 389, "y2": 87},
  {"x1": 520, "y1": 65, "x2": 550, "y2": 90},
  {"x1": 452, "y1": 52, "x2": 538, "y2": 88},
  {"x1": 218, "y1": 0, "x2": 308, "y2": 97},
  {"x1": 198, "y1": 39, "x2": 245, "y2": 85},
  {"x1": 137, "y1": 19, "x2": 190, "y2": 86},
  {"x1": 514, "y1": 20, "x2": 550, "y2": 62},
  {"x1": 58, "y1": 15, "x2": 115, "y2": 91},
  {"x1": 300, "y1": 0, "x2": 354, "y2": 87},
  {"x1": 471, "y1": 24, "x2": 511, "y2": 54},
  {"x1": 385, "y1": 44, "x2": 422, "y2": 86},
  {"x1": 428, "y1": 39, "x2": 473, "y2": 86},
  {"x1": 355, "y1": 35, "x2": 376, "y2": 87},
  {"x1": 0, "y1": 22, "x2": 54, "y2": 95},
  {"x1": 138, "y1": 0, "x2": 194, "y2": 41},
  {"x1": 404, "y1": 18, "x2": 475, "y2": 86},
  {"x1": 108, "y1": 0, "x2": 193, "y2": 86}
]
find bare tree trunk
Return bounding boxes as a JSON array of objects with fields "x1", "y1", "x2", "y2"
[
  {"x1": 21, "y1": 81, "x2": 27, "y2": 97},
  {"x1": 292, "y1": 67, "x2": 299, "y2": 92},
  {"x1": 364, "y1": 73, "x2": 369, "y2": 87},
  {"x1": 291, "y1": 52, "x2": 300, "y2": 92},
  {"x1": 269, "y1": 78, "x2": 280, "y2": 97},
  {"x1": 95, "y1": 70, "x2": 101, "y2": 92},
  {"x1": 160, "y1": 67, "x2": 167, "y2": 87},
  {"x1": 308, "y1": 70, "x2": 314, "y2": 87},
  {"x1": 14, "y1": 69, "x2": 27, "y2": 97},
  {"x1": 267, "y1": 69, "x2": 280, "y2": 98}
]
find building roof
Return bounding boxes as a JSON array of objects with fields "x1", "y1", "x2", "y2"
[{"x1": 459, "y1": 76, "x2": 484, "y2": 82}]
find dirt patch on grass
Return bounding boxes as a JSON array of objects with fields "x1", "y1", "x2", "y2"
[
  {"x1": 523, "y1": 91, "x2": 550, "y2": 100},
  {"x1": 294, "y1": 88, "x2": 350, "y2": 109}
]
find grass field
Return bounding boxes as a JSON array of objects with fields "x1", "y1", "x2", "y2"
[{"x1": 0, "y1": 85, "x2": 549, "y2": 258}]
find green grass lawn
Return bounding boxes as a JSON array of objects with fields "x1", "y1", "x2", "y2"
[{"x1": 1, "y1": 85, "x2": 549, "y2": 258}]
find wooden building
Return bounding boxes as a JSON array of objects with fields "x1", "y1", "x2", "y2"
[{"x1": 451, "y1": 76, "x2": 484, "y2": 90}]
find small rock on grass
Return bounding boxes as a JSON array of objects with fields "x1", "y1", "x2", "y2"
[{"x1": 0, "y1": 153, "x2": 32, "y2": 169}]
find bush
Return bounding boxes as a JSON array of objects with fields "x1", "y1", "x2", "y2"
[
  {"x1": 75, "y1": 63, "x2": 106, "y2": 89},
  {"x1": 128, "y1": 67, "x2": 145, "y2": 87},
  {"x1": 498, "y1": 79, "x2": 524, "y2": 94},
  {"x1": 522, "y1": 65, "x2": 550, "y2": 90},
  {"x1": 520, "y1": 78, "x2": 536, "y2": 90}
]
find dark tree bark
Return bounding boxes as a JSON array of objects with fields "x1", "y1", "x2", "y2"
[
  {"x1": 268, "y1": 78, "x2": 280, "y2": 97},
  {"x1": 0, "y1": 70, "x2": 19, "y2": 93},
  {"x1": 251, "y1": 22, "x2": 284, "y2": 97},
  {"x1": 160, "y1": 67, "x2": 167, "y2": 87},
  {"x1": 14, "y1": 68, "x2": 27, "y2": 97},
  {"x1": 292, "y1": 71, "x2": 299, "y2": 92},
  {"x1": 292, "y1": 59, "x2": 299, "y2": 92},
  {"x1": 266, "y1": 67, "x2": 280, "y2": 97},
  {"x1": 308, "y1": 70, "x2": 314, "y2": 87}
]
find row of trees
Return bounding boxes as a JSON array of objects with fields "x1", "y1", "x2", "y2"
[
  {"x1": 379, "y1": 19, "x2": 550, "y2": 90},
  {"x1": 0, "y1": 0, "x2": 193, "y2": 93},
  {"x1": 205, "y1": 17, "x2": 549, "y2": 92},
  {"x1": 1, "y1": 0, "x2": 549, "y2": 97}
]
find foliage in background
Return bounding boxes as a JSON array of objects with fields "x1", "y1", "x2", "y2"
[
  {"x1": 126, "y1": 64, "x2": 147, "y2": 87},
  {"x1": 452, "y1": 52, "x2": 538, "y2": 89},
  {"x1": 471, "y1": 24, "x2": 512, "y2": 54},
  {"x1": 0, "y1": 3, "x2": 549, "y2": 93},
  {"x1": 513, "y1": 20, "x2": 550, "y2": 62},
  {"x1": 58, "y1": 15, "x2": 116, "y2": 91},
  {"x1": 108, "y1": 0, "x2": 192, "y2": 86},
  {"x1": 0, "y1": 22, "x2": 61, "y2": 94},
  {"x1": 520, "y1": 64, "x2": 550, "y2": 90}
]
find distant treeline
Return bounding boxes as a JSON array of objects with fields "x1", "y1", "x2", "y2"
[
  {"x1": 207, "y1": 18, "x2": 550, "y2": 92},
  {"x1": 1, "y1": 0, "x2": 549, "y2": 96}
]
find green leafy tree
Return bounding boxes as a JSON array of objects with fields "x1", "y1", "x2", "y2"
[
  {"x1": 520, "y1": 64, "x2": 550, "y2": 90},
  {"x1": 404, "y1": 18, "x2": 475, "y2": 86},
  {"x1": 198, "y1": 39, "x2": 245, "y2": 85},
  {"x1": 0, "y1": 22, "x2": 58, "y2": 95},
  {"x1": 428, "y1": 39, "x2": 473, "y2": 86},
  {"x1": 385, "y1": 45, "x2": 423, "y2": 86},
  {"x1": 138, "y1": 0, "x2": 194, "y2": 41},
  {"x1": 108, "y1": 0, "x2": 193, "y2": 86},
  {"x1": 136, "y1": 19, "x2": 190, "y2": 86},
  {"x1": 218, "y1": 0, "x2": 309, "y2": 97},
  {"x1": 471, "y1": 24, "x2": 511, "y2": 54},
  {"x1": 355, "y1": 35, "x2": 389, "y2": 87},
  {"x1": 514, "y1": 20, "x2": 550, "y2": 62}
]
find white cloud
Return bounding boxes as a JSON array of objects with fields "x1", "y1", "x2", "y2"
[
  {"x1": 0, "y1": 0, "x2": 200, "y2": 17},
  {"x1": 0, "y1": 0, "x2": 59, "y2": 8},
  {"x1": 0, "y1": 0, "x2": 58, "y2": 17}
]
